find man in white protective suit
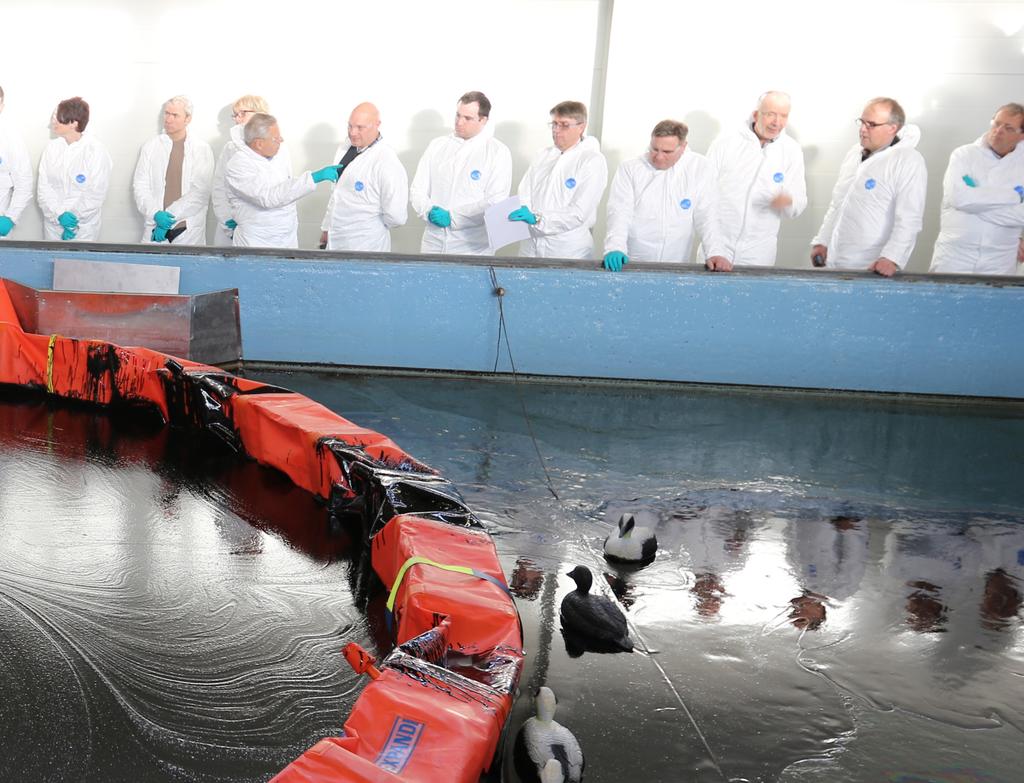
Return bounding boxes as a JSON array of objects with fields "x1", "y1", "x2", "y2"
[
  {"x1": 37, "y1": 96, "x2": 113, "y2": 242},
  {"x1": 810, "y1": 97, "x2": 927, "y2": 277},
  {"x1": 930, "y1": 103, "x2": 1024, "y2": 276},
  {"x1": 704, "y1": 91, "x2": 807, "y2": 271},
  {"x1": 601, "y1": 119, "x2": 727, "y2": 270},
  {"x1": 132, "y1": 95, "x2": 214, "y2": 245},
  {"x1": 0, "y1": 85, "x2": 33, "y2": 240},
  {"x1": 410, "y1": 91, "x2": 511, "y2": 255},
  {"x1": 225, "y1": 113, "x2": 340, "y2": 249},
  {"x1": 319, "y1": 102, "x2": 408, "y2": 252},
  {"x1": 511, "y1": 100, "x2": 608, "y2": 259}
]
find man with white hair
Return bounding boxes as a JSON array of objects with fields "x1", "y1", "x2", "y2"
[
  {"x1": 705, "y1": 90, "x2": 807, "y2": 271},
  {"x1": 930, "y1": 103, "x2": 1024, "y2": 276},
  {"x1": 132, "y1": 95, "x2": 215, "y2": 245},
  {"x1": 0, "y1": 85, "x2": 33, "y2": 239},
  {"x1": 410, "y1": 91, "x2": 511, "y2": 255},
  {"x1": 226, "y1": 112, "x2": 340, "y2": 248},
  {"x1": 811, "y1": 97, "x2": 927, "y2": 277}
]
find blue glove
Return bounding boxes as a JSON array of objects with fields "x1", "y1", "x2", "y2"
[
  {"x1": 962, "y1": 174, "x2": 977, "y2": 188},
  {"x1": 152, "y1": 227, "x2": 168, "y2": 242},
  {"x1": 0, "y1": 216, "x2": 13, "y2": 237},
  {"x1": 58, "y1": 211, "x2": 79, "y2": 229},
  {"x1": 311, "y1": 165, "x2": 340, "y2": 184},
  {"x1": 61, "y1": 227, "x2": 77, "y2": 240},
  {"x1": 154, "y1": 210, "x2": 176, "y2": 230},
  {"x1": 428, "y1": 206, "x2": 451, "y2": 227},
  {"x1": 225, "y1": 219, "x2": 237, "y2": 230},
  {"x1": 508, "y1": 206, "x2": 537, "y2": 225},
  {"x1": 603, "y1": 251, "x2": 628, "y2": 272},
  {"x1": 1015, "y1": 185, "x2": 1024, "y2": 202}
]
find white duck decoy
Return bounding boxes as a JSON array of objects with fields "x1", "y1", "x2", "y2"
[
  {"x1": 603, "y1": 512, "x2": 657, "y2": 564},
  {"x1": 513, "y1": 686, "x2": 585, "y2": 783},
  {"x1": 560, "y1": 565, "x2": 633, "y2": 653}
]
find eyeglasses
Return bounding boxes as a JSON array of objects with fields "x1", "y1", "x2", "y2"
[
  {"x1": 269, "y1": 136, "x2": 283, "y2": 143},
  {"x1": 990, "y1": 120, "x2": 1024, "y2": 134},
  {"x1": 855, "y1": 118, "x2": 893, "y2": 129},
  {"x1": 232, "y1": 109, "x2": 255, "y2": 119},
  {"x1": 548, "y1": 120, "x2": 583, "y2": 130}
]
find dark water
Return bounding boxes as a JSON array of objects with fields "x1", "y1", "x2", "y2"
[{"x1": 1, "y1": 375, "x2": 1022, "y2": 782}]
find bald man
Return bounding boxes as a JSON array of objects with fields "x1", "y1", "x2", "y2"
[
  {"x1": 705, "y1": 91, "x2": 807, "y2": 271},
  {"x1": 320, "y1": 102, "x2": 408, "y2": 252}
]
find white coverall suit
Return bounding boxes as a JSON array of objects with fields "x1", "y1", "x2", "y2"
[
  {"x1": 410, "y1": 128, "x2": 512, "y2": 255},
  {"x1": 132, "y1": 133, "x2": 215, "y2": 245},
  {"x1": 706, "y1": 122, "x2": 807, "y2": 265},
  {"x1": 812, "y1": 124, "x2": 927, "y2": 270},
  {"x1": 225, "y1": 143, "x2": 315, "y2": 249},
  {"x1": 930, "y1": 137, "x2": 1024, "y2": 275},
  {"x1": 321, "y1": 140, "x2": 408, "y2": 252},
  {"x1": 518, "y1": 136, "x2": 608, "y2": 259},
  {"x1": 37, "y1": 133, "x2": 113, "y2": 242},
  {"x1": 603, "y1": 150, "x2": 726, "y2": 262},
  {"x1": 0, "y1": 117, "x2": 33, "y2": 236}
]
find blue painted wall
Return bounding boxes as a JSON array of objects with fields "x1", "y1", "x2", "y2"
[{"x1": 1, "y1": 242, "x2": 1021, "y2": 398}]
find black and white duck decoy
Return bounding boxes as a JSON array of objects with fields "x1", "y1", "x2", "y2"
[
  {"x1": 560, "y1": 565, "x2": 633, "y2": 653},
  {"x1": 603, "y1": 512, "x2": 657, "y2": 564},
  {"x1": 513, "y1": 686, "x2": 585, "y2": 783}
]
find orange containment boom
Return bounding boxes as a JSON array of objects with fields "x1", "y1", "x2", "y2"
[{"x1": 0, "y1": 276, "x2": 524, "y2": 783}]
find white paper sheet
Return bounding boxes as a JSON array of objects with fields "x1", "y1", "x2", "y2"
[{"x1": 484, "y1": 196, "x2": 531, "y2": 252}]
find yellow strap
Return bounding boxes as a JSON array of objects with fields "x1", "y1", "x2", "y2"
[
  {"x1": 46, "y1": 334, "x2": 59, "y2": 394},
  {"x1": 385, "y1": 556, "x2": 475, "y2": 612}
]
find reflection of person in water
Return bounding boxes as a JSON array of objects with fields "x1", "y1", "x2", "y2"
[
  {"x1": 904, "y1": 580, "x2": 948, "y2": 633},
  {"x1": 679, "y1": 506, "x2": 755, "y2": 618},
  {"x1": 510, "y1": 557, "x2": 546, "y2": 601},
  {"x1": 788, "y1": 590, "x2": 827, "y2": 630},
  {"x1": 980, "y1": 568, "x2": 1022, "y2": 631},
  {"x1": 691, "y1": 572, "x2": 727, "y2": 618}
]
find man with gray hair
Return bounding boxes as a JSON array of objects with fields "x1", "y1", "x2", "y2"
[
  {"x1": 132, "y1": 95, "x2": 214, "y2": 245},
  {"x1": 0, "y1": 85, "x2": 32, "y2": 239},
  {"x1": 226, "y1": 113, "x2": 340, "y2": 248},
  {"x1": 511, "y1": 100, "x2": 608, "y2": 259},
  {"x1": 603, "y1": 119, "x2": 727, "y2": 269},
  {"x1": 705, "y1": 91, "x2": 806, "y2": 271},
  {"x1": 410, "y1": 91, "x2": 511, "y2": 255},
  {"x1": 930, "y1": 103, "x2": 1024, "y2": 275},
  {"x1": 811, "y1": 97, "x2": 927, "y2": 277}
]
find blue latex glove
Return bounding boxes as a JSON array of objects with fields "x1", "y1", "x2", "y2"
[
  {"x1": 0, "y1": 216, "x2": 13, "y2": 237},
  {"x1": 153, "y1": 210, "x2": 176, "y2": 230},
  {"x1": 311, "y1": 165, "x2": 340, "y2": 184},
  {"x1": 225, "y1": 219, "x2": 238, "y2": 230},
  {"x1": 962, "y1": 174, "x2": 977, "y2": 188},
  {"x1": 428, "y1": 206, "x2": 451, "y2": 227},
  {"x1": 61, "y1": 227, "x2": 77, "y2": 240},
  {"x1": 152, "y1": 227, "x2": 168, "y2": 242},
  {"x1": 508, "y1": 206, "x2": 537, "y2": 225},
  {"x1": 603, "y1": 251, "x2": 628, "y2": 272},
  {"x1": 58, "y1": 211, "x2": 79, "y2": 229},
  {"x1": 1015, "y1": 185, "x2": 1024, "y2": 202}
]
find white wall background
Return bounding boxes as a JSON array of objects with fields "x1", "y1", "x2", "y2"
[{"x1": 2, "y1": 0, "x2": 1023, "y2": 272}]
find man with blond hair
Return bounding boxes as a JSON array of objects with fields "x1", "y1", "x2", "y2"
[{"x1": 132, "y1": 95, "x2": 214, "y2": 245}]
